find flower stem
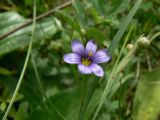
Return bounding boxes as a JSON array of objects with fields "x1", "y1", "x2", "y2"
[
  {"x1": 31, "y1": 55, "x2": 65, "y2": 120},
  {"x1": 79, "y1": 76, "x2": 88, "y2": 120},
  {"x1": 79, "y1": 76, "x2": 99, "y2": 120},
  {"x1": 2, "y1": 1, "x2": 36, "y2": 120},
  {"x1": 93, "y1": 27, "x2": 134, "y2": 120}
]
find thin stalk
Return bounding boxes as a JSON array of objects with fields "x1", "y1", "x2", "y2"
[
  {"x1": 31, "y1": 55, "x2": 65, "y2": 120},
  {"x1": 135, "y1": 62, "x2": 140, "y2": 83},
  {"x1": 146, "y1": 51, "x2": 152, "y2": 71},
  {"x1": 2, "y1": 1, "x2": 36, "y2": 120},
  {"x1": 79, "y1": 76, "x2": 88, "y2": 120},
  {"x1": 81, "y1": 77, "x2": 99, "y2": 120},
  {"x1": 150, "y1": 32, "x2": 160, "y2": 42},
  {"x1": 92, "y1": 27, "x2": 133, "y2": 120},
  {"x1": 0, "y1": 1, "x2": 72, "y2": 40}
]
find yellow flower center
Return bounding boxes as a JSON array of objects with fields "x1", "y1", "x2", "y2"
[
  {"x1": 88, "y1": 51, "x2": 92, "y2": 56},
  {"x1": 82, "y1": 58, "x2": 91, "y2": 66}
]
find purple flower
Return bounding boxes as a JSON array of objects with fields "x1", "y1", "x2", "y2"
[{"x1": 63, "y1": 40, "x2": 111, "y2": 77}]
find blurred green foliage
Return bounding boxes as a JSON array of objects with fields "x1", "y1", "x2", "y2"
[
  {"x1": 0, "y1": 0, "x2": 160, "y2": 120},
  {"x1": 133, "y1": 68, "x2": 160, "y2": 120}
]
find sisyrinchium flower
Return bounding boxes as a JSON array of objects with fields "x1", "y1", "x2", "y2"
[{"x1": 63, "y1": 40, "x2": 111, "y2": 77}]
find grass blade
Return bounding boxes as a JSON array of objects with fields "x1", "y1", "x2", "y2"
[
  {"x1": 2, "y1": 1, "x2": 36, "y2": 119},
  {"x1": 93, "y1": 0, "x2": 142, "y2": 119},
  {"x1": 109, "y1": 0, "x2": 142, "y2": 54}
]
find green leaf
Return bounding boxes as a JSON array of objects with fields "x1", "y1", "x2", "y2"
[
  {"x1": 49, "y1": 87, "x2": 81, "y2": 120},
  {"x1": 0, "y1": 67, "x2": 14, "y2": 75},
  {"x1": 27, "y1": 108, "x2": 50, "y2": 120},
  {"x1": 6, "y1": 93, "x2": 24, "y2": 103},
  {"x1": 15, "y1": 102, "x2": 28, "y2": 120},
  {"x1": 85, "y1": 28, "x2": 107, "y2": 44},
  {"x1": 55, "y1": 11, "x2": 80, "y2": 31},
  {"x1": 0, "y1": 12, "x2": 26, "y2": 34},
  {"x1": 84, "y1": 88, "x2": 103, "y2": 120},
  {"x1": 0, "y1": 102, "x2": 6, "y2": 112},
  {"x1": 133, "y1": 68, "x2": 160, "y2": 120},
  {"x1": 0, "y1": 12, "x2": 61, "y2": 56},
  {"x1": 108, "y1": 0, "x2": 130, "y2": 16},
  {"x1": 0, "y1": 75, "x2": 17, "y2": 93},
  {"x1": 90, "y1": 0, "x2": 108, "y2": 15},
  {"x1": 27, "y1": 87, "x2": 81, "y2": 120},
  {"x1": 73, "y1": 1, "x2": 88, "y2": 27}
]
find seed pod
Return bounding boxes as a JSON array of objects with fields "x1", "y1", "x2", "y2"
[{"x1": 137, "y1": 37, "x2": 150, "y2": 49}]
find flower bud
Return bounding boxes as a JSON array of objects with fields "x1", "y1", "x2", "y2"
[
  {"x1": 81, "y1": 28, "x2": 86, "y2": 34},
  {"x1": 137, "y1": 37, "x2": 150, "y2": 48},
  {"x1": 126, "y1": 43, "x2": 134, "y2": 50}
]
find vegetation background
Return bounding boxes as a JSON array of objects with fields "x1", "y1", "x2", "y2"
[{"x1": 0, "y1": 0, "x2": 160, "y2": 120}]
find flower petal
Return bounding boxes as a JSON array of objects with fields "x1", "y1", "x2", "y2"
[
  {"x1": 93, "y1": 49, "x2": 111, "y2": 63},
  {"x1": 90, "y1": 63, "x2": 104, "y2": 77},
  {"x1": 86, "y1": 40, "x2": 97, "y2": 55},
  {"x1": 63, "y1": 53, "x2": 81, "y2": 64},
  {"x1": 78, "y1": 64, "x2": 92, "y2": 74},
  {"x1": 71, "y1": 40, "x2": 85, "y2": 55}
]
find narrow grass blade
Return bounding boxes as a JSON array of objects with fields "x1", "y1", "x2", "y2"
[
  {"x1": 109, "y1": 0, "x2": 142, "y2": 54},
  {"x1": 2, "y1": 1, "x2": 36, "y2": 120},
  {"x1": 31, "y1": 56, "x2": 65, "y2": 120},
  {"x1": 93, "y1": 0, "x2": 142, "y2": 119}
]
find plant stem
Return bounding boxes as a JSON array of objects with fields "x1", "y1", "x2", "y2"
[
  {"x1": 149, "y1": 32, "x2": 160, "y2": 42},
  {"x1": 79, "y1": 76, "x2": 99, "y2": 120},
  {"x1": 79, "y1": 76, "x2": 88, "y2": 120},
  {"x1": 93, "y1": 26, "x2": 134, "y2": 120},
  {"x1": 2, "y1": 1, "x2": 36, "y2": 120},
  {"x1": 31, "y1": 55, "x2": 65, "y2": 120}
]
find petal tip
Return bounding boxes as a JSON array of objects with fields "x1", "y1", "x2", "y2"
[
  {"x1": 95, "y1": 71, "x2": 104, "y2": 77},
  {"x1": 63, "y1": 53, "x2": 80, "y2": 64},
  {"x1": 86, "y1": 40, "x2": 97, "y2": 54},
  {"x1": 90, "y1": 63, "x2": 104, "y2": 77},
  {"x1": 71, "y1": 40, "x2": 85, "y2": 55},
  {"x1": 93, "y1": 49, "x2": 111, "y2": 63},
  {"x1": 78, "y1": 64, "x2": 92, "y2": 74}
]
